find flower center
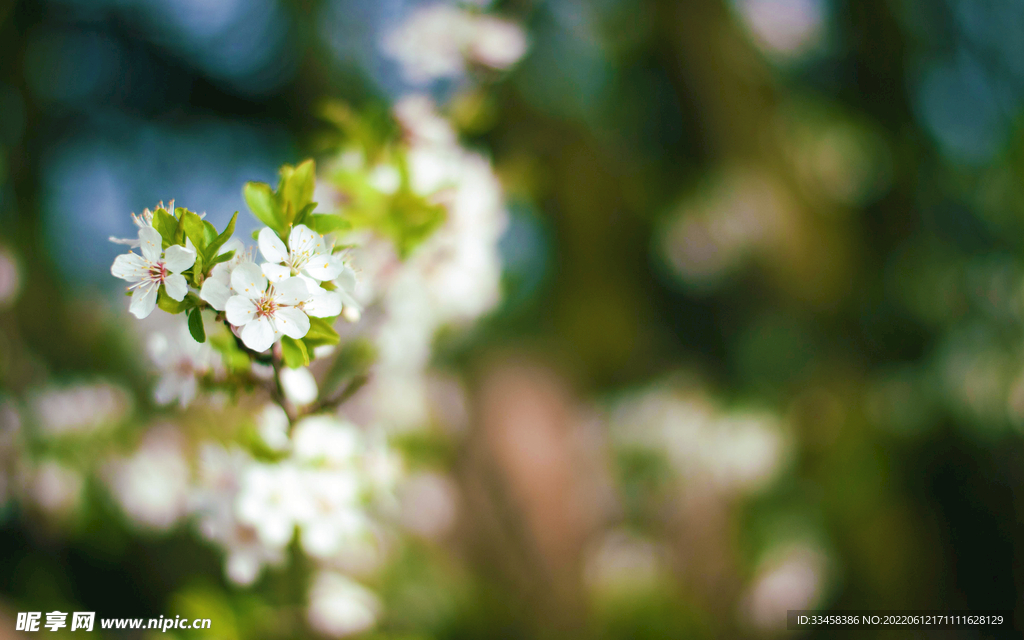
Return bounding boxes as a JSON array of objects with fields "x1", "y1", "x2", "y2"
[
  {"x1": 147, "y1": 262, "x2": 168, "y2": 283},
  {"x1": 255, "y1": 295, "x2": 278, "y2": 318}
]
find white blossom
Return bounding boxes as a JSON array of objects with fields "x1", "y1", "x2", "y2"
[
  {"x1": 189, "y1": 444, "x2": 285, "y2": 586},
  {"x1": 235, "y1": 461, "x2": 313, "y2": 548},
  {"x1": 333, "y1": 263, "x2": 363, "y2": 323},
  {"x1": 306, "y1": 572, "x2": 380, "y2": 638},
  {"x1": 292, "y1": 415, "x2": 361, "y2": 468},
  {"x1": 281, "y1": 366, "x2": 318, "y2": 407},
  {"x1": 224, "y1": 263, "x2": 314, "y2": 353},
  {"x1": 108, "y1": 201, "x2": 165, "y2": 247},
  {"x1": 111, "y1": 227, "x2": 196, "y2": 319},
  {"x1": 381, "y1": 4, "x2": 527, "y2": 85},
  {"x1": 259, "y1": 226, "x2": 344, "y2": 293},
  {"x1": 256, "y1": 404, "x2": 290, "y2": 452},
  {"x1": 106, "y1": 428, "x2": 190, "y2": 531},
  {"x1": 148, "y1": 325, "x2": 219, "y2": 408},
  {"x1": 198, "y1": 239, "x2": 252, "y2": 311},
  {"x1": 299, "y1": 469, "x2": 368, "y2": 559}
]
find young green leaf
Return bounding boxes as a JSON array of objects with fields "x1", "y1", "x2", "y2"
[
  {"x1": 293, "y1": 202, "x2": 317, "y2": 228},
  {"x1": 207, "y1": 211, "x2": 238, "y2": 257},
  {"x1": 207, "y1": 249, "x2": 236, "y2": 268},
  {"x1": 152, "y1": 208, "x2": 178, "y2": 246},
  {"x1": 157, "y1": 289, "x2": 200, "y2": 314},
  {"x1": 202, "y1": 220, "x2": 219, "y2": 247},
  {"x1": 308, "y1": 213, "x2": 350, "y2": 235},
  {"x1": 187, "y1": 308, "x2": 207, "y2": 343},
  {"x1": 281, "y1": 335, "x2": 310, "y2": 368},
  {"x1": 280, "y1": 159, "x2": 316, "y2": 224},
  {"x1": 179, "y1": 209, "x2": 208, "y2": 256},
  {"x1": 302, "y1": 316, "x2": 340, "y2": 348},
  {"x1": 243, "y1": 182, "x2": 282, "y2": 233}
]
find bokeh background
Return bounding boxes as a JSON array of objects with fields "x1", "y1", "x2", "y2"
[{"x1": 2, "y1": 0, "x2": 1024, "y2": 638}]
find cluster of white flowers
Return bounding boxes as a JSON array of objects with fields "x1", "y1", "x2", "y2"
[
  {"x1": 190, "y1": 415, "x2": 399, "y2": 620},
  {"x1": 111, "y1": 204, "x2": 360, "y2": 354},
  {"x1": 318, "y1": 95, "x2": 508, "y2": 433},
  {"x1": 608, "y1": 381, "x2": 789, "y2": 496},
  {"x1": 96, "y1": 9, "x2": 529, "y2": 627},
  {"x1": 381, "y1": 3, "x2": 528, "y2": 85}
]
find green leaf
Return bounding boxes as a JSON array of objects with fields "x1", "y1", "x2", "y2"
[
  {"x1": 152, "y1": 208, "x2": 178, "y2": 246},
  {"x1": 207, "y1": 250, "x2": 236, "y2": 267},
  {"x1": 207, "y1": 211, "x2": 238, "y2": 257},
  {"x1": 293, "y1": 202, "x2": 317, "y2": 228},
  {"x1": 281, "y1": 336, "x2": 310, "y2": 368},
  {"x1": 303, "y1": 316, "x2": 340, "y2": 348},
  {"x1": 308, "y1": 213, "x2": 351, "y2": 235},
  {"x1": 179, "y1": 208, "x2": 208, "y2": 256},
  {"x1": 243, "y1": 182, "x2": 282, "y2": 233},
  {"x1": 187, "y1": 308, "x2": 206, "y2": 343},
  {"x1": 202, "y1": 220, "x2": 219, "y2": 247},
  {"x1": 172, "y1": 209, "x2": 188, "y2": 246},
  {"x1": 157, "y1": 289, "x2": 200, "y2": 314},
  {"x1": 279, "y1": 159, "x2": 316, "y2": 225}
]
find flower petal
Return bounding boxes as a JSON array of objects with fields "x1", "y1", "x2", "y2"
[
  {"x1": 225, "y1": 295, "x2": 257, "y2": 326},
  {"x1": 289, "y1": 225, "x2": 320, "y2": 258},
  {"x1": 258, "y1": 228, "x2": 289, "y2": 264},
  {"x1": 335, "y1": 265, "x2": 358, "y2": 293},
  {"x1": 303, "y1": 254, "x2": 344, "y2": 281},
  {"x1": 298, "y1": 273, "x2": 326, "y2": 295},
  {"x1": 219, "y1": 238, "x2": 244, "y2": 257},
  {"x1": 273, "y1": 277, "x2": 310, "y2": 306},
  {"x1": 129, "y1": 283, "x2": 158, "y2": 319},
  {"x1": 231, "y1": 262, "x2": 268, "y2": 300},
  {"x1": 164, "y1": 244, "x2": 197, "y2": 273},
  {"x1": 111, "y1": 252, "x2": 149, "y2": 282},
  {"x1": 139, "y1": 227, "x2": 163, "y2": 262},
  {"x1": 200, "y1": 277, "x2": 231, "y2": 311},
  {"x1": 241, "y1": 316, "x2": 276, "y2": 352},
  {"x1": 275, "y1": 307, "x2": 310, "y2": 340},
  {"x1": 163, "y1": 274, "x2": 189, "y2": 301},
  {"x1": 261, "y1": 262, "x2": 292, "y2": 283},
  {"x1": 304, "y1": 291, "x2": 342, "y2": 318}
]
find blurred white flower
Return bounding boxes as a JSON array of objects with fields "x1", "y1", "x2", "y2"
[
  {"x1": 236, "y1": 461, "x2": 313, "y2": 548},
  {"x1": 292, "y1": 415, "x2": 361, "y2": 467},
  {"x1": 382, "y1": 4, "x2": 475, "y2": 84},
  {"x1": 30, "y1": 382, "x2": 130, "y2": 436},
  {"x1": 306, "y1": 571, "x2": 380, "y2": 638},
  {"x1": 148, "y1": 324, "x2": 220, "y2": 407},
  {"x1": 394, "y1": 95, "x2": 457, "y2": 146},
  {"x1": 225, "y1": 264, "x2": 313, "y2": 352},
  {"x1": 24, "y1": 460, "x2": 82, "y2": 518},
  {"x1": 334, "y1": 263, "x2": 363, "y2": 323},
  {"x1": 111, "y1": 227, "x2": 196, "y2": 319},
  {"x1": 190, "y1": 443, "x2": 286, "y2": 586},
  {"x1": 281, "y1": 367, "x2": 319, "y2": 407},
  {"x1": 743, "y1": 545, "x2": 828, "y2": 632},
  {"x1": 256, "y1": 404, "x2": 290, "y2": 452},
  {"x1": 382, "y1": 4, "x2": 527, "y2": 85},
  {"x1": 734, "y1": 0, "x2": 826, "y2": 59},
  {"x1": 106, "y1": 428, "x2": 190, "y2": 531},
  {"x1": 299, "y1": 469, "x2": 368, "y2": 559},
  {"x1": 610, "y1": 384, "x2": 788, "y2": 495},
  {"x1": 198, "y1": 238, "x2": 252, "y2": 311},
  {"x1": 468, "y1": 16, "x2": 529, "y2": 70}
]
